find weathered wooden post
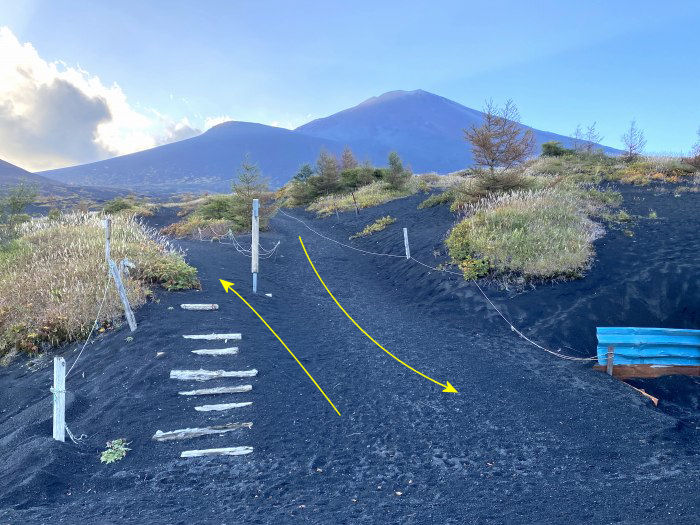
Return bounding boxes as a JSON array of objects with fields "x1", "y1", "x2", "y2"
[
  {"x1": 251, "y1": 199, "x2": 259, "y2": 293},
  {"x1": 103, "y1": 218, "x2": 137, "y2": 331},
  {"x1": 403, "y1": 227, "x2": 410, "y2": 260},
  {"x1": 52, "y1": 357, "x2": 66, "y2": 442},
  {"x1": 606, "y1": 345, "x2": 615, "y2": 376}
]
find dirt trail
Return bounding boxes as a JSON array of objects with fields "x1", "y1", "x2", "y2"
[{"x1": 1, "y1": 196, "x2": 699, "y2": 524}]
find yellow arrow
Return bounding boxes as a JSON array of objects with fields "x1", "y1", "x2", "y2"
[
  {"x1": 298, "y1": 237, "x2": 458, "y2": 394},
  {"x1": 219, "y1": 279, "x2": 341, "y2": 416}
]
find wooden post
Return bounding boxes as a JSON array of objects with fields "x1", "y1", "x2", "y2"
[
  {"x1": 103, "y1": 217, "x2": 111, "y2": 261},
  {"x1": 403, "y1": 228, "x2": 410, "y2": 260},
  {"x1": 251, "y1": 199, "x2": 259, "y2": 293},
  {"x1": 104, "y1": 218, "x2": 137, "y2": 332},
  {"x1": 606, "y1": 345, "x2": 615, "y2": 376},
  {"x1": 52, "y1": 357, "x2": 66, "y2": 442}
]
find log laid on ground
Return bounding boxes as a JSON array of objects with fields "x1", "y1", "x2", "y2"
[
  {"x1": 152, "y1": 422, "x2": 252, "y2": 442},
  {"x1": 170, "y1": 369, "x2": 258, "y2": 381},
  {"x1": 178, "y1": 385, "x2": 253, "y2": 396},
  {"x1": 181, "y1": 446, "x2": 253, "y2": 458},
  {"x1": 180, "y1": 304, "x2": 219, "y2": 310},
  {"x1": 191, "y1": 347, "x2": 239, "y2": 356},
  {"x1": 183, "y1": 333, "x2": 242, "y2": 340},
  {"x1": 195, "y1": 401, "x2": 252, "y2": 412}
]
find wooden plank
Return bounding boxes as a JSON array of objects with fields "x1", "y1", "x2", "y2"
[
  {"x1": 183, "y1": 333, "x2": 241, "y2": 341},
  {"x1": 152, "y1": 422, "x2": 252, "y2": 442},
  {"x1": 593, "y1": 364, "x2": 700, "y2": 379},
  {"x1": 195, "y1": 402, "x2": 252, "y2": 412},
  {"x1": 52, "y1": 357, "x2": 66, "y2": 442},
  {"x1": 181, "y1": 446, "x2": 253, "y2": 458},
  {"x1": 191, "y1": 347, "x2": 239, "y2": 356},
  {"x1": 606, "y1": 345, "x2": 615, "y2": 376},
  {"x1": 180, "y1": 304, "x2": 219, "y2": 310},
  {"x1": 170, "y1": 369, "x2": 257, "y2": 381},
  {"x1": 178, "y1": 385, "x2": 253, "y2": 396},
  {"x1": 108, "y1": 259, "x2": 137, "y2": 332}
]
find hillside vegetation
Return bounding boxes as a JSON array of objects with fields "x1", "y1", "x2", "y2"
[{"x1": 0, "y1": 213, "x2": 199, "y2": 357}]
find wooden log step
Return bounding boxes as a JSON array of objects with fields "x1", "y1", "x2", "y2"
[
  {"x1": 195, "y1": 401, "x2": 252, "y2": 412},
  {"x1": 180, "y1": 304, "x2": 219, "y2": 310},
  {"x1": 191, "y1": 347, "x2": 239, "y2": 356},
  {"x1": 181, "y1": 446, "x2": 253, "y2": 458},
  {"x1": 178, "y1": 385, "x2": 252, "y2": 396},
  {"x1": 183, "y1": 333, "x2": 241, "y2": 340},
  {"x1": 152, "y1": 422, "x2": 252, "y2": 442},
  {"x1": 170, "y1": 369, "x2": 258, "y2": 381}
]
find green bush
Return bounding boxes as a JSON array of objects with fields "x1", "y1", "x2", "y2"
[
  {"x1": 541, "y1": 141, "x2": 574, "y2": 157},
  {"x1": 103, "y1": 198, "x2": 133, "y2": 214},
  {"x1": 418, "y1": 191, "x2": 453, "y2": 209}
]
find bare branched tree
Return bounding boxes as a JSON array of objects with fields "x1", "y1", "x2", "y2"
[
  {"x1": 584, "y1": 122, "x2": 603, "y2": 153},
  {"x1": 621, "y1": 119, "x2": 646, "y2": 160},
  {"x1": 693, "y1": 127, "x2": 700, "y2": 158},
  {"x1": 464, "y1": 99, "x2": 535, "y2": 174},
  {"x1": 572, "y1": 124, "x2": 585, "y2": 152}
]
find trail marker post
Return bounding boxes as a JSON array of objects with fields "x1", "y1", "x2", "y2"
[
  {"x1": 606, "y1": 345, "x2": 615, "y2": 376},
  {"x1": 52, "y1": 357, "x2": 66, "y2": 442},
  {"x1": 251, "y1": 199, "x2": 259, "y2": 293},
  {"x1": 403, "y1": 227, "x2": 411, "y2": 260},
  {"x1": 103, "y1": 218, "x2": 137, "y2": 331}
]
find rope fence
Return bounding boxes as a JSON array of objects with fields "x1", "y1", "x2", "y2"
[{"x1": 278, "y1": 208, "x2": 597, "y2": 362}]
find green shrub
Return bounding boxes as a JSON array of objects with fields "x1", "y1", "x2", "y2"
[
  {"x1": 100, "y1": 439, "x2": 131, "y2": 464},
  {"x1": 350, "y1": 216, "x2": 396, "y2": 239},
  {"x1": 446, "y1": 189, "x2": 595, "y2": 279},
  {"x1": 384, "y1": 152, "x2": 411, "y2": 190},
  {"x1": 541, "y1": 141, "x2": 573, "y2": 157}
]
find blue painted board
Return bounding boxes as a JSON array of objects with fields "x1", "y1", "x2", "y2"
[{"x1": 596, "y1": 327, "x2": 700, "y2": 366}]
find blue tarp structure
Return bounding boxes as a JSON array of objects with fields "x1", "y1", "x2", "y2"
[{"x1": 597, "y1": 327, "x2": 700, "y2": 366}]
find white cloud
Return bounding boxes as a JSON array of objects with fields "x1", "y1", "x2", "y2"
[
  {"x1": 0, "y1": 27, "x2": 203, "y2": 171},
  {"x1": 203, "y1": 115, "x2": 233, "y2": 130}
]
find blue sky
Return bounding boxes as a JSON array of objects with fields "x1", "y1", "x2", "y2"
[{"x1": 1, "y1": 0, "x2": 699, "y2": 169}]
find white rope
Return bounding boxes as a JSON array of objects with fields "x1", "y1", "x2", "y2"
[
  {"x1": 279, "y1": 208, "x2": 406, "y2": 259},
  {"x1": 280, "y1": 209, "x2": 598, "y2": 362},
  {"x1": 66, "y1": 278, "x2": 110, "y2": 378}
]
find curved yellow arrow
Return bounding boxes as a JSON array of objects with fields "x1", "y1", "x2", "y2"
[
  {"x1": 220, "y1": 279, "x2": 341, "y2": 416},
  {"x1": 298, "y1": 237, "x2": 457, "y2": 394}
]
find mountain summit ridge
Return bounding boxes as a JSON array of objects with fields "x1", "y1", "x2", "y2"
[{"x1": 39, "y1": 89, "x2": 611, "y2": 192}]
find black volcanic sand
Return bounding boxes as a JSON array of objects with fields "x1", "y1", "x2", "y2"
[{"x1": 1, "y1": 184, "x2": 699, "y2": 524}]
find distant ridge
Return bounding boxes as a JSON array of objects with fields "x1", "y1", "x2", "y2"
[{"x1": 39, "y1": 89, "x2": 616, "y2": 192}]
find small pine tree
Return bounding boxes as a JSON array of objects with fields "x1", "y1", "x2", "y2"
[
  {"x1": 621, "y1": 119, "x2": 646, "y2": 161},
  {"x1": 341, "y1": 147, "x2": 358, "y2": 170},
  {"x1": 231, "y1": 154, "x2": 271, "y2": 231},
  {"x1": 384, "y1": 152, "x2": 411, "y2": 190},
  {"x1": 464, "y1": 99, "x2": 535, "y2": 174},
  {"x1": 584, "y1": 122, "x2": 603, "y2": 153},
  {"x1": 315, "y1": 149, "x2": 340, "y2": 195},
  {"x1": 293, "y1": 163, "x2": 314, "y2": 182}
]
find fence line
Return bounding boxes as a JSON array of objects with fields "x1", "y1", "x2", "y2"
[{"x1": 278, "y1": 208, "x2": 596, "y2": 362}]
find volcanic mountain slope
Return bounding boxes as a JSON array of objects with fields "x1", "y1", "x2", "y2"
[
  {"x1": 39, "y1": 90, "x2": 615, "y2": 193},
  {"x1": 40, "y1": 122, "x2": 345, "y2": 193},
  {"x1": 297, "y1": 89, "x2": 613, "y2": 173}
]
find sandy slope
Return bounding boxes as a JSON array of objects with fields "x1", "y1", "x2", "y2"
[{"x1": 1, "y1": 187, "x2": 698, "y2": 524}]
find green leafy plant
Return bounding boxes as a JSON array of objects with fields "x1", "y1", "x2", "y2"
[{"x1": 100, "y1": 439, "x2": 131, "y2": 464}]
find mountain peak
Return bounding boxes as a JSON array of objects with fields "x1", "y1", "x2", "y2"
[{"x1": 358, "y1": 89, "x2": 430, "y2": 107}]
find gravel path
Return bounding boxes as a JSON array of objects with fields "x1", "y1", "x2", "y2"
[{"x1": 1, "y1": 191, "x2": 698, "y2": 524}]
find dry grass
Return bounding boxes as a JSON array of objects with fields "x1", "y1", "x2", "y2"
[
  {"x1": 350, "y1": 216, "x2": 396, "y2": 239},
  {"x1": 446, "y1": 189, "x2": 600, "y2": 279},
  {"x1": 0, "y1": 213, "x2": 199, "y2": 355},
  {"x1": 307, "y1": 179, "x2": 422, "y2": 216}
]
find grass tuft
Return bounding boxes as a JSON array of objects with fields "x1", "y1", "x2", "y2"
[
  {"x1": 350, "y1": 216, "x2": 396, "y2": 239},
  {"x1": 446, "y1": 189, "x2": 598, "y2": 279},
  {"x1": 0, "y1": 213, "x2": 199, "y2": 356}
]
